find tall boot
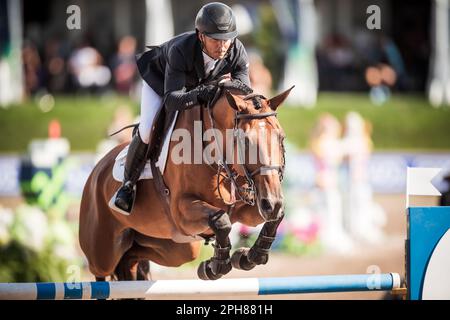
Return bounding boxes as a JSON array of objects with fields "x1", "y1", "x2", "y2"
[{"x1": 114, "y1": 133, "x2": 148, "y2": 214}]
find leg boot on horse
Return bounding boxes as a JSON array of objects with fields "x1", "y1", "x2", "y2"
[
  {"x1": 197, "y1": 210, "x2": 233, "y2": 280},
  {"x1": 114, "y1": 132, "x2": 148, "y2": 214},
  {"x1": 232, "y1": 212, "x2": 285, "y2": 271}
]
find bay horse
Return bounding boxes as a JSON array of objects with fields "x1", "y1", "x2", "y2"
[{"x1": 79, "y1": 83, "x2": 294, "y2": 281}]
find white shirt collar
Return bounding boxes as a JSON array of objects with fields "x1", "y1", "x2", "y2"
[{"x1": 202, "y1": 51, "x2": 218, "y2": 76}]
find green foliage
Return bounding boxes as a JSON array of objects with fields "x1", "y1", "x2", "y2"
[
  {"x1": 277, "y1": 234, "x2": 322, "y2": 257},
  {"x1": 0, "y1": 241, "x2": 70, "y2": 282},
  {"x1": 0, "y1": 93, "x2": 449, "y2": 152},
  {"x1": 0, "y1": 204, "x2": 80, "y2": 282}
]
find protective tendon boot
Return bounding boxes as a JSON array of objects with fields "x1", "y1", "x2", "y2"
[{"x1": 114, "y1": 133, "x2": 148, "y2": 214}]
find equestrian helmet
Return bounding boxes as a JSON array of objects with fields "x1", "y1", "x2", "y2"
[{"x1": 195, "y1": 2, "x2": 237, "y2": 40}]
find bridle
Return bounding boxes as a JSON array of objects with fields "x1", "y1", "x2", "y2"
[{"x1": 202, "y1": 86, "x2": 286, "y2": 209}]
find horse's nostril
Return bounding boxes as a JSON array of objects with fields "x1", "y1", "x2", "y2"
[{"x1": 260, "y1": 198, "x2": 273, "y2": 213}]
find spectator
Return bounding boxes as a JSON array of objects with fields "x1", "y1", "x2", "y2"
[
  {"x1": 374, "y1": 34, "x2": 407, "y2": 89},
  {"x1": 43, "y1": 38, "x2": 69, "y2": 93},
  {"x1": 110, "y1": 36, "x2": 138, "y2": 95},
  {"x1": 310, "y1": 113, "x2": 354, "y2": 254},
  {"x1": 68, "y1": 39, "x2": 111, "y2": 93},
  {"x1": 95, "y1": 105, "x2": 135, "y2": 164},
  {"x1": 248, "y1": 50, "x2": 272, "y2": 97},
  {"x1": 341, "y1": 112, "x2": 386, "y2": 244},
  {"x1": 317, "y1": 33, "x2": 357, "y2": 91},
  {"x1": 22, "y1": 41, "x2": 45, "y2": 96}
]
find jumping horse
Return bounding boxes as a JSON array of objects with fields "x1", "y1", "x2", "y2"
[{"x1": 79, "y1": 81, "x2": 294, "y2": 281}]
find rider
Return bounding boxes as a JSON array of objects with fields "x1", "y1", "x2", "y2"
[{"x1": 114, "y1": 2, "x2": 252, "y2": 214}]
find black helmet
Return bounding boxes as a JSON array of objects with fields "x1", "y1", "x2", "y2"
[{"x1": 195, "y1": 2, "x2": 237, "y2": 40}]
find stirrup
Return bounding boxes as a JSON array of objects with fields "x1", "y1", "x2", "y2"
[{"x1": 109, "y1": 184, "x2": 136, "y2": 216}]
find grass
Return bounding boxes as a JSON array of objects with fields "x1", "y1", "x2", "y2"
[
  {"x1": 0, "y1": 94, "x2": 138, "y2": 153},
  {"x1": 0, "y1": 92, "x2": 449, "y2": 153},
  {"x1": 279, "y1": 93, "x2": 450, "y2": 151}
]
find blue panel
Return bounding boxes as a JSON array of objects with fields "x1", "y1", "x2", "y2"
[
  {"x1": 258, "y1": 274, "x2": 394, "y2": 295},
  {"x1": 408, "y1": 206, "x2": 450, "y2": 300},
  {"x1": 64, "y1": 283, "x2": 83, "y2": 299},
  {"x1": 36, "y1": 283, "x2": 56, "y2": 300},
  {"x1": 90, "y1": 282, "x2": 110, "y2": 300}
]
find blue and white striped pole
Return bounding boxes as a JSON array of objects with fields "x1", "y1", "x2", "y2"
[{"x1": 0, "y1": 273, "x2": 401, "y2": 300}]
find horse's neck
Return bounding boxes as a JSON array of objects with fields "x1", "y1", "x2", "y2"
[
  {"x1": 171, "y1": 104, "x2": 258, "y2": 219},
  {"x1": 172, "y1": 104, "x2": 232, "y2": 190}
]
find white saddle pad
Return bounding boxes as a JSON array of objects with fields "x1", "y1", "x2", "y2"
[{"x1": 112, "y1": 111, "x2": 178, "y2": 182}]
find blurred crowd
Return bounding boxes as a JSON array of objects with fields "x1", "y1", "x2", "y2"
[
  {"x1": 22, "y1": 35, "x2": 275, "y2": 102},
  {"x1": 22, "y1": 30, "x2": 411, "y2": 102},
  {"x1": 22, "y1": 35, "x2": 140, "y2": 97},
  {"x1": 316, "y1": 32, "x2": 408, "y2": 94}
]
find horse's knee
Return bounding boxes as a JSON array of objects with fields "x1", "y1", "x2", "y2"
[{"x1": 208, "y1": 210, "x2": 231, "y2": 239}]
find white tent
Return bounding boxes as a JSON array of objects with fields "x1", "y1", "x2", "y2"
[
  {"x1": 0, "y1": 0, "x2": 23, "y2": 107},
  {"x1": 428, "y1": 0, "x2": 450, "y2": 107}
]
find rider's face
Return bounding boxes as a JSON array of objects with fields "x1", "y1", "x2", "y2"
[{"x1": 199, "y1": 33, "x2": 232, "y2": 60}]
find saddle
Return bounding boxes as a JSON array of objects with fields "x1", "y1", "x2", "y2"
[{"x1": 111, "y1": 107, "x2": 178, "y2": 182}]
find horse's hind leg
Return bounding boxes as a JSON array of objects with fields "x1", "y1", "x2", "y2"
[
  {"x1": 114, "y1": 255, "x2": 147, "y2": 281},
  {"x1": 113, "y1": 256, "x2": 136, "y2": 281},
  {"x1": 137, "y1": 260, "x2": 151, "y2": 280},
  {"x1": 231, "y1": 211, "x2": 285, "y2": 271},
  {"x1": 114, "y1": 244, "x2": 152, "y2": 281}
]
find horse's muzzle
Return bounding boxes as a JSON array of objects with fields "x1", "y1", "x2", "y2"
[{"x1": 258, "y1": 197, "x2": 283, "y2": 221}]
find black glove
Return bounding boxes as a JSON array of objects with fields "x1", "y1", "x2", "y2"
[
  {"x1": 220, "y1": 79, "x2": 253, "y2": 95},
  {"x1": 196, "y1": 84, "x2": 217, "y2": 104}
]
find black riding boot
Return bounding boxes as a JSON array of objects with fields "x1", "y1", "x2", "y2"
[{"x1": 114, "y1": 133, "x2": 148, "y2": 214}]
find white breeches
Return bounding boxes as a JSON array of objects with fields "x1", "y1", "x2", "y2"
[{"x1": 138, "y1": 81, "x2": 163, "y2": 144}]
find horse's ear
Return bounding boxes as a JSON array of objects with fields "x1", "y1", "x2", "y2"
[
  {"x1": 268, "y1": 85, "x2": 295, "y2": 111},
  {"x1": 225, "y1": 90, "x2": 244, "y2": 112}
]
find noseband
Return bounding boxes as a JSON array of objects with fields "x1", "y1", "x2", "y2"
[{"x1": 204, "y1": 87, "x2": 286, "y2": 207}]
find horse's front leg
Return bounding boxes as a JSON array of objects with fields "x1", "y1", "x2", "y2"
[
  {"x1": 231, "y1": 211, "x2": 284, "y2": 271},
  {"x1": 177, "y1": 196, "x2": 232, "y2": 280}
]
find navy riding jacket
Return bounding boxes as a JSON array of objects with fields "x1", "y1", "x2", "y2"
[{"x1": 136, "y1": 31, "x2": 250, "y2": 112}]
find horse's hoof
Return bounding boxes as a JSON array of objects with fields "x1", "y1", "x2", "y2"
[
  {"x1": 137, "y1": 261, "x2": 151, "y2": 280},
  {"x1": 248, "y1": 248, "x2": 269, "y2": 265},
  {"x1": 197, "y1": 261, "x2": 223, "y2": 280},
  {"x1": 213, "y1": 259, "x2": 232, "y2": 275},
  {"x1": 231, "y1": 248, "x2": 256, "y2": 271}
]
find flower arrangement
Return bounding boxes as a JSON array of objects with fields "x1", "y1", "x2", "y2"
[{"x1": 0, "y1": 204, "x2": 80, "y2": 282}]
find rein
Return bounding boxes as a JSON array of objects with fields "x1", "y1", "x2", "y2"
[{"x1": 201, "y1": 86, "x2": 285, "y2": 211}]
